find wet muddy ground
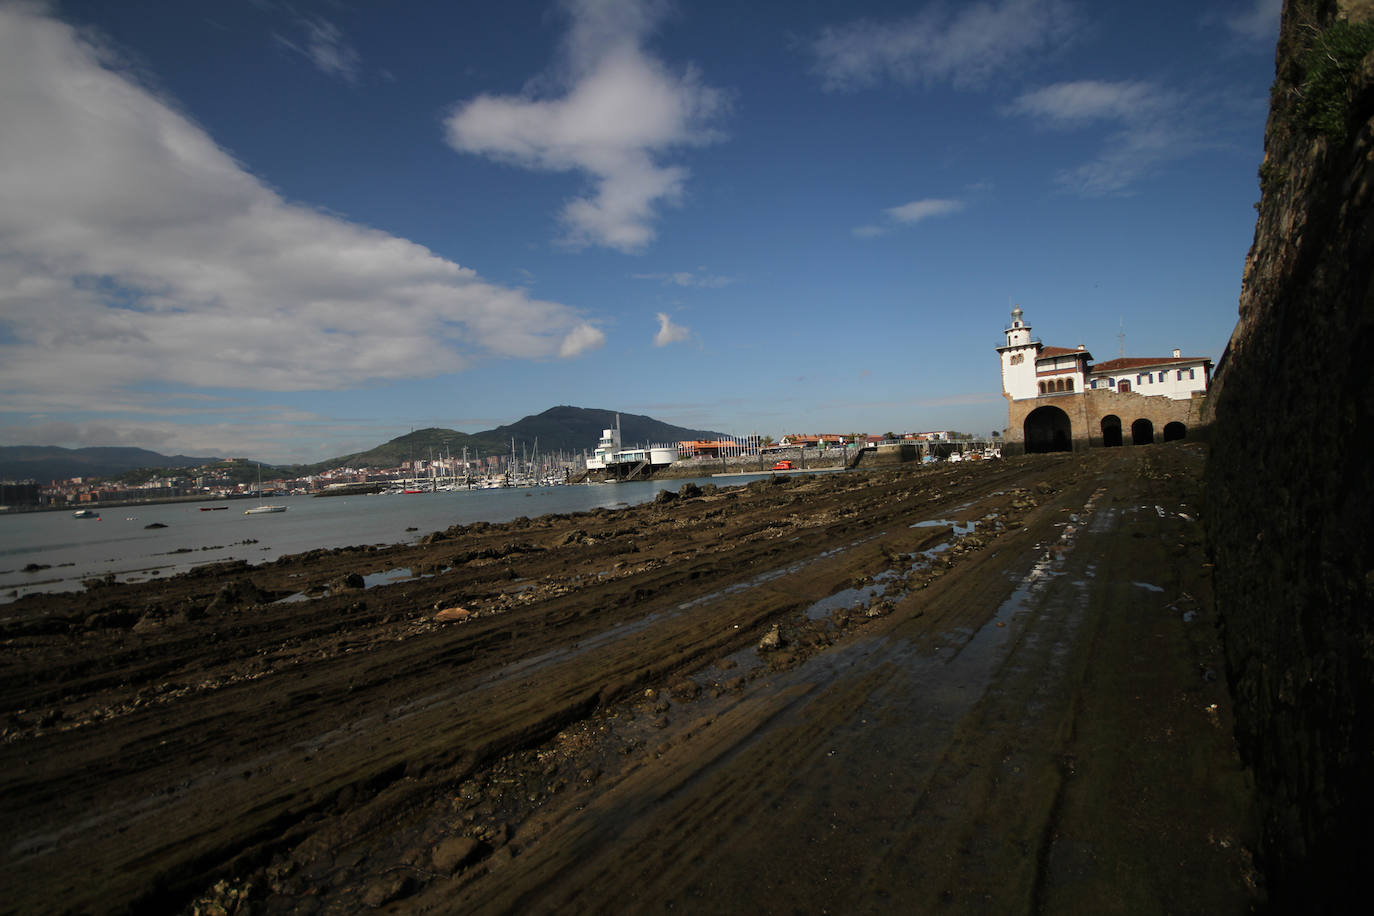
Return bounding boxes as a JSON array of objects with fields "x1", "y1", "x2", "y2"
[{"x1": 0, "y1": 445, "x2": 1262, "y2": 914}]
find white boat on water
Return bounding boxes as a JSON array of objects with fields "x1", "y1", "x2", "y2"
[
  {"x1": 244, "y1": 464, "x2": 287, "y2": 515},
  {"x1": 72, "y1": 508, "x2": 99, "y2": 518}
]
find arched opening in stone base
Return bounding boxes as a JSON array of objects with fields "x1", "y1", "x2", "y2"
[
  {"x1": 1131, "y1": 418, "x2": 1155, "y2": 445},
  {"x1": 1024, "y1": 405, "x2": 1073, "y2": 454},
  {"x1": 1101, "y1": 415, "x2": 1123, "y2": 448},
  {"x1": 1163, "y1": 421, "x2": 1186, "y2": 442}
]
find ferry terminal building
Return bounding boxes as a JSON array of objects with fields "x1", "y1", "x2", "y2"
[{"x1": 996, "y1": 306, "x2": 1212, "y2": 455}]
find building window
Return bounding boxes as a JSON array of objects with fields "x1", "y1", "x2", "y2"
[
  {"x1": 1189, "y1": 369, "x2": 1196, "y2": 380},
  {"x1": 1177, "y1": 370, "x2": 1183, "y2": 381},
  {"x1": 1066, "y1": 378, "x2": 1074, "y2": 392},
  {"x1": 1108, "y1": 378, "x2": 1115, "y2": 387},
  {"x1": 1137, "y1": 375, "x2": 1143, "y2": 385}
]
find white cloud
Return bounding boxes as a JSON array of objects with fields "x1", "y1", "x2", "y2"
[
  {"x1": 0, "y1": 5, "x2": 602, "y2": 418},
  {"x1": 854, "y1": 198, "x2": 964, "y2": 238},
  {"x1": 632, "y1": 269, "x2": 733, "y2": 288},
  {"x1": 273, "y1": 16, "x2": 361, "y2": 84},
  {"x1": 653, "y1": 312, "x2": 690, "y2": 347},
  {"x1": 560, "y1": 322, "x2": 607, "y2": 357},
  {"x1": 1007, "y1": 80, "x2": 1196, "y2": 195},
  {"x1": 887, "y1": 198, "x2": 966, "y2": 224},
  {"x1": 1221, "y1": 0, "x2": 1282, "y2": 43},
  {"x1": 810, "y1": 0, "x2": 1079, "y2": 92},
  {"x1": 1010, "y1": 80, "x2": 1160, "y2": 122},
  {"x1": 444, "y1": 0, "x2": 728, "y2": 252}
]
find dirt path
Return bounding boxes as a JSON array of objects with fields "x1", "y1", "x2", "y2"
[{"x1": 0, "y1": 445, "x2": 1260, "y2": 914}]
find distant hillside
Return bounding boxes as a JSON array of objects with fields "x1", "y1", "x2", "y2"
[
  {"x1": 301, "y1": 406, "x2": 730, "y2": 473},
  {"x1": 0, "y1": 446, "x2": 222, "y2": 482},
  {"x1": 2, "y1": 407, "x2": 731, "y2": 481}
]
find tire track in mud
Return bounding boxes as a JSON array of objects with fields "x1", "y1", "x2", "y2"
[
  {"x1": 432, "y1": 464, "x2": 1112, "y2": 914},
  {"x1": 10, "y1": 453, "x2": 1233, "y2": 915}
]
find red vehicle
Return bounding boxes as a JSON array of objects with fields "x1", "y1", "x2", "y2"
[{"x1": 770, "y1": 459, "x2": 795, "y2": 471}]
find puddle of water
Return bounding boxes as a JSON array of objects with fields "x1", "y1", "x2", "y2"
[
  {"x1": 275, "y1": 566, "x2": 448, "y2": 603},
  {"x1": 362, "y1": 567, "x2": 427, "y2": 588},
  {"x1": 1132, "y1": 581, "x2": 1164, "y2": 593},
  {"x1": 804, "y1": 585, "x2": 877, "y2": 621}
]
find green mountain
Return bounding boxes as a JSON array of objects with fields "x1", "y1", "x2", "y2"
[
  {"x1": 0, "y1": 446, "x2": 222, "y2": 483},
  {"x1": 299, "y1": 406, "x2": 729, "y2": 473},
  {"x1": 3, "y1": 407, "x2": 732, "y2": 481}
]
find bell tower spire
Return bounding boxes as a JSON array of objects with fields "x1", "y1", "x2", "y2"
[{"x1": 1006, "y1": 304, "x2": 1031, "y2": 347}]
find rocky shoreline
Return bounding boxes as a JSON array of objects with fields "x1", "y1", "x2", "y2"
[{"x1": 0, "y1": 445, "x2": 1260, "y2": 914}]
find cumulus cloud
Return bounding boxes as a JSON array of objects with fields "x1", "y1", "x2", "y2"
[
  {"x1": 559, "y1": 322, "x2": 607, "y2": 357},
  {"x1": 0, "y1": 5, "x2": 602, "y2": 416},
  {"x1": 854, "y1": 198, "x2": 964, "y2": 238},
  {"x1": 444, "y1": 0, "x2": 728, "y2": 252},
  {"x1": 274, "y1": 16, "x2": 362, "y2": 84},
  {"x1": 653, "y1": 312, "x2": 690, "y2": 347},
  {"x1": 1007, "y1": 80, "x2": 1196, "y2": 195},
  {"x1": 810, "y1": 0, "x2": 1079, "y2": 92}
]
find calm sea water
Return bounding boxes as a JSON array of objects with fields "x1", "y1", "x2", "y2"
[{"x1": 0, "y1": 475, "x2": 771, "y2": 603}]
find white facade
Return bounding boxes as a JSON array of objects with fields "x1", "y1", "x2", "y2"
[
  {"x1": 998, "y1": 308, "x2": 1211, "y2": 403},
  {"x1": 1087, "y1": 351, "x2": 1211, "y2": 400},
  {"x1": 996, "y1": 306, "x2": 1040, "y2": 400},
  {"x1": 585, "y1": 422, "x2": 680, "y2": 470}
]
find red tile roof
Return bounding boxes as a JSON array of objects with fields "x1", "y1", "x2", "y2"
[
  {"x1": 1091, "y1": 356, "x2": 1209, "y2": 373},
  {"x1": 1038, "y1": 346, "x2": 1090, "y2": 359}
]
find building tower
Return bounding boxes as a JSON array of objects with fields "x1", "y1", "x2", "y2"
[{"x1": 997, "y1": 305, "x2": 1039, "y2": 400}]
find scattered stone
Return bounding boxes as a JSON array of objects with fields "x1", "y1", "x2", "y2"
[
  {"x1": 678, "y1": 482, "x2": 702, "y2": 499},
  {"x1": 360, "y1": 872, "x2": 415, "y2": 907},
  {"x1": 436, "y1": 606, "x2": 471, "y2": 622},
  {"x1": 334, "y1": 572, "x2": 365, "y2": 590},
  {"x1": 431, "y1": 836, "x2": 486, "y2": 875},
  {"x1": 757, "y1": 624, "x2": 784, "y2": 651},
  {"x1": 669, "y1": 679, "x2": 700, "y2": 701}
]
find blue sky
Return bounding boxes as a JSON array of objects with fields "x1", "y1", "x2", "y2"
[{"x1": 0, "y1": 0, "x2": 1280, "y2": 464}]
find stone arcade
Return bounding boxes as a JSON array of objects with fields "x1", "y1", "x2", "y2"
[{"x1": 996, "y1": 306, "x2": 1212, "y2": 455}]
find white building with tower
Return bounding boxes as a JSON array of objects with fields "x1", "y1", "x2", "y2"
[{"x1": 996, "y1": 306, "x2": 1212, "y2": 454}]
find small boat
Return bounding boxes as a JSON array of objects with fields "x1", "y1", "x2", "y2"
[
  {"x1": 73, "y1": 509, "x2": 99, "y2": 518},
  {"x1": 199, "y1": 505, "x2": 228, "y2": 512},
  {"x1": 244, "y1": 463, "x2": 287, "y2": 515}
]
